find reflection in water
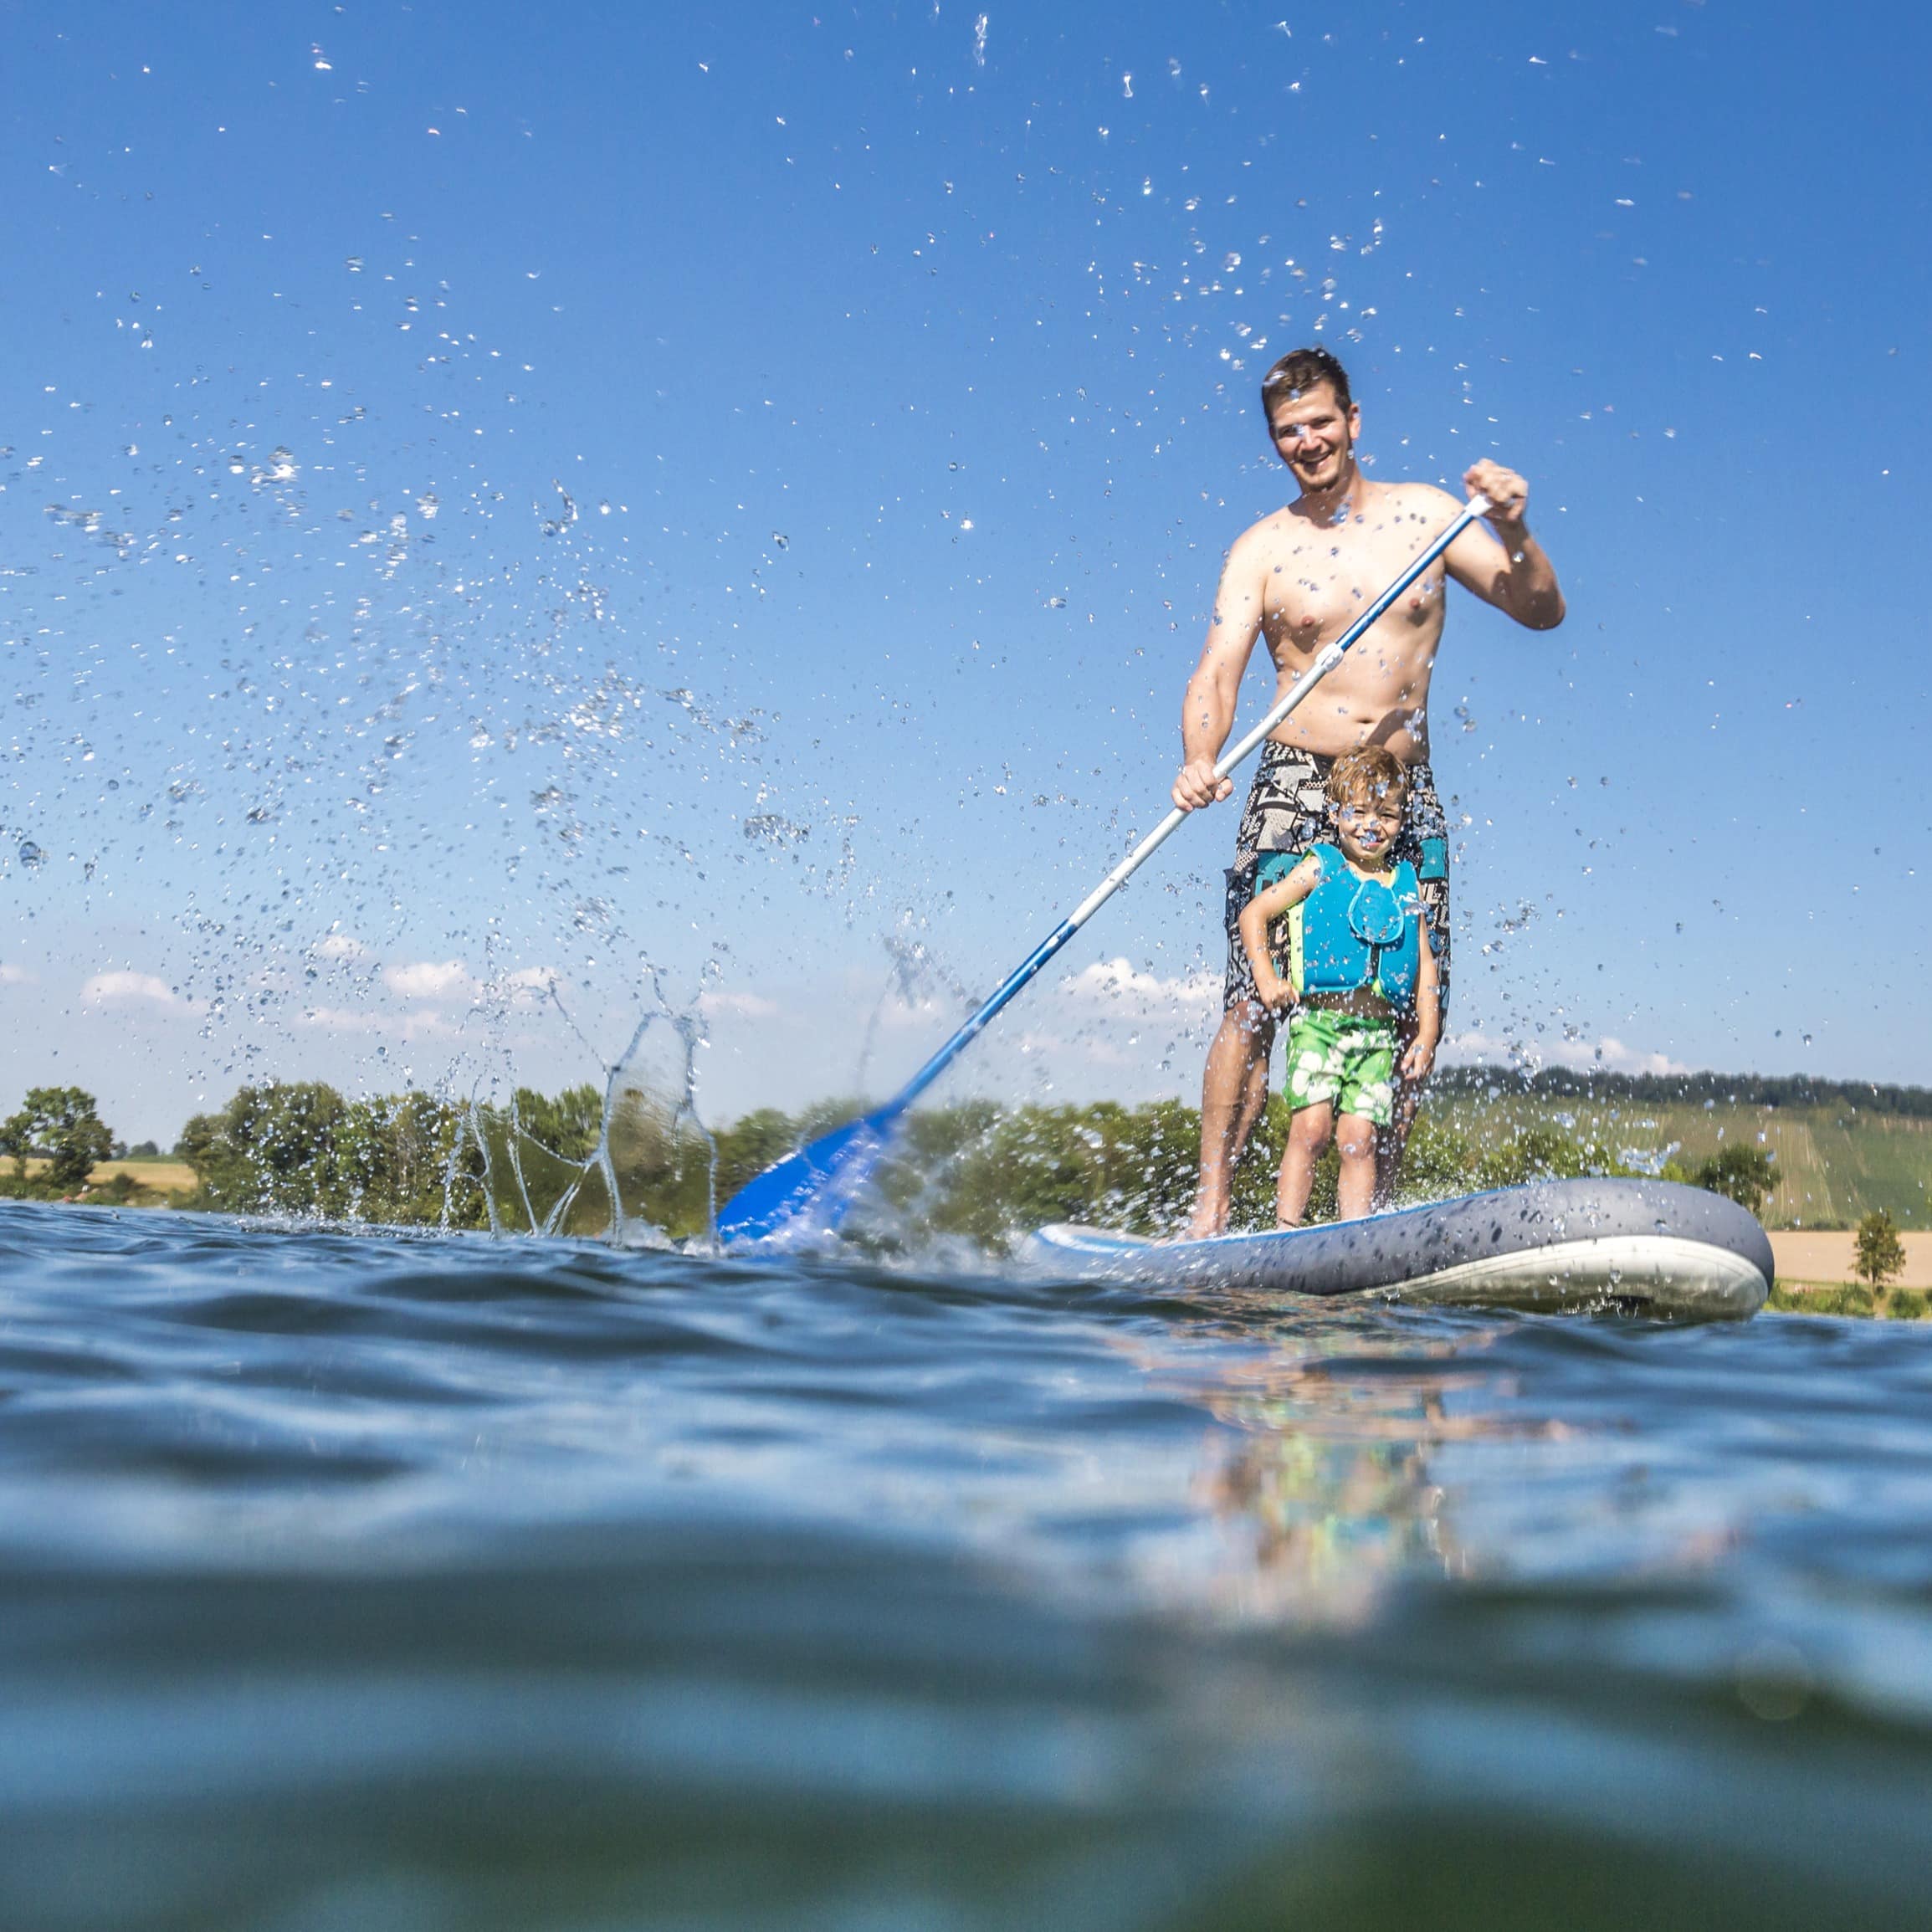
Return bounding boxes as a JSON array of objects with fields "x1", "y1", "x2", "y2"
[{"x1": 1138, "y1": 1315, "x2": 1513, "y2": 1625}]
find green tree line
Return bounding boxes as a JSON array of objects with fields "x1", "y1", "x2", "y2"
[
  {"x1": 1432, "y1": 1065, "x2": 1932, "y2": 1121},
  {"x1": 168, "y1": 1079, "x2": 1704, "y2": 1245},
  {"x1": 2, "y1": 1078, "x2": 1782, "y2": 1244}
]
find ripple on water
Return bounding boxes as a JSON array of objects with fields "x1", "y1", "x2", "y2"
[{"x1": 0, "y1": 1197, "x2": 1927, "y2": 1929}]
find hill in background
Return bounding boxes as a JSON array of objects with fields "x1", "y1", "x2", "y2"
[{"x1": 1432, "y1": 1069, "x2": 1932, "y2": 1230}]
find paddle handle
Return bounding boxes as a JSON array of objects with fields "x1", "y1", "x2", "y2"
[{"x1": 888, "y1": 495, "x2": 1489, "y2": 1113}]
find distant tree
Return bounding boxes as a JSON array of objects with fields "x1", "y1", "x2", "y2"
[
  {"x1": 711, "y1": 1107, "x2": 803, "y2": 1208},
  {"x1": 512, "y1": 1084, "x2": 603, "y2": 1164},
  {"x1": 128, "y1": 1141, "x2": 160, "y2": 1159},
  {"x1": 0, "y1": 1087, "x2": 115, "y2": 1188},
  {"x1": 1854, "y1": 1209, "x2": 1907, "y2": 1289},
  {"x1": 178, "y1": 1082, "x2": 347, "y2": 1213},
  {"x1": 1475, "y1": 1122, "x2": 1622, "y2": 1191},
  {"x1": 1693, "y1": 1144, "x2": 1776, "y2": 1217}
]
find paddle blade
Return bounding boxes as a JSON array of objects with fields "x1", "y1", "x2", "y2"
[{"x1": 715, "y1": 1108, "x2": 899, "y2": 1247}]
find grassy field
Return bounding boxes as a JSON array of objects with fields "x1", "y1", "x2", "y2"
[
  {"x1": 1427, "y1": 1096, "x2": 1932, "y2": 1230},
  {"x1": 15, "y1": 1157, "x2": 199, "y2": 1196}
]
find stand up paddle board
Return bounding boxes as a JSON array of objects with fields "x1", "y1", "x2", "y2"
[{"x1": 1022, "y1": 1177, "x2": 1771, "y2": 1320}]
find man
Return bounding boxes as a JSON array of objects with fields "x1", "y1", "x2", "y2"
[{"x1": 1173, "y1": 345, "x2": 1565, "y2": 1236}]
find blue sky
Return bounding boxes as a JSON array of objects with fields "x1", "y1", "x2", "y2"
[{"x1": 3, "y1": 1, "x2": 1928, "y2": 1144}]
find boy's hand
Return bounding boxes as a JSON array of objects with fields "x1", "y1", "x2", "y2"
[
  {"x1": 1400, "y1": 1033, "x2": 1437, "y2": 1082},
  {"x1": 1263, "y1": 977, "x2": 1299, "y2": 1015}
]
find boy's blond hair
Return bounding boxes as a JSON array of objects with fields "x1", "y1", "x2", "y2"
[{"x1": 1325, "y1": 745, "x2": 1408, "y2": 811}]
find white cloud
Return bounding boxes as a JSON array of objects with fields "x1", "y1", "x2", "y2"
[
  {"x1": 499, "y1": 966, "x2": 558, "y2": 1007},
  {"x1": 878, "y1": 992, "x2": 953, "y2": 1030},
  {"x1": 1053, "y1": 956, "x2": 1219, "y2": 1017},
  {"x1": 82, "y1": 970, "x2": 192, "y2": 1011},
  {"x1": 1443, "y1": 1029, "x2": 1689, "y2": 1078},
  {"x1": 700, "y1": 989, "x2": 782, "y2": 1020},
  {"x1": 383, "y1": 959, "x2": 473, "y2": 1000},
  {"x1": 1588, "y1": 1037, "x2": 1691, "y2": 1077},
  {"x1": 0, "y1": 964, "x2": 33, "y2": 985},
  {"x1": 299, "y1": 1004, "x2": 459, "y2": 1040},
  {"x1": 310, "y1": 934, "x2": 368, "y2": 962},
  {"x1": 298, "y1": 1006, "x2": 381, "y2": 1033},
  {"x1": 1014, "y1": 1025, "x2": 1139, "y2": 1068}
]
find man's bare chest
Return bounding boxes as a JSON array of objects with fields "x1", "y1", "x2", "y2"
[{"x1": 1257, "y1": 541, "x2": 1443, "y2": 651}]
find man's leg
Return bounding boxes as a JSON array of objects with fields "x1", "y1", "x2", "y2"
[
  {"x1": 1192, "y1": 746, "x2": 1330, "y2": 1236},
  {"x1": 1189, "y1": 1002, "x2": 1275, "y2": 1238}
]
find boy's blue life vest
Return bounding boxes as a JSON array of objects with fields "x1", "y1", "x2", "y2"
[{"x1": 1264, "y1": 843, "x2": 1422, "y2": 1011}]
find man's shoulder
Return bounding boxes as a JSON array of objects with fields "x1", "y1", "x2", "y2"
[
  {"x1": 1373, "y1": 479, "x2": 1463, "y2": 521},
  {"x1": 1225, "y1": 507, "x2": 1298, "y2": 555},
  {"x1": 1223, "y1": 505, "x2": 1329, "y2": 579}
]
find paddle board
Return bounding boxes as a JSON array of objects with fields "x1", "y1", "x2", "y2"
[{"x1": 1023, "y1": 1177, "x2": 1771, "y2": 1320}]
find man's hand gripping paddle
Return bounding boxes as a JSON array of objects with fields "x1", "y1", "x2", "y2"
[{"x1": 715, "y1": 496, "x2": 1489, "y2": 1247}]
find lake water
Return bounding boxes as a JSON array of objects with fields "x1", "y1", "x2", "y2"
[{"x1": 3, "y1": 1197, "x2": 1929, "y2": 1930}]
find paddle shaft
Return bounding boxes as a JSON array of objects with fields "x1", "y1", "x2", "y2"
[{"x1": 883, "y1": 495, "x2": 1490, "y2": 1117}]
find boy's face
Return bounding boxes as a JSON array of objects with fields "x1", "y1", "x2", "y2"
[{"x1": 1332, "y1": 787, "x2": 1404, "y2": 869}]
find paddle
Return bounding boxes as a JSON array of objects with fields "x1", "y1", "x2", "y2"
[{"x1": 715, "y1": 494, "x2": 1491, "y2": 1246}]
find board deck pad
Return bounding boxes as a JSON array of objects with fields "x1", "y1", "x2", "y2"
[{"x1": 1023, "y1": 1178, "x2": 1772, "y2": 1320}]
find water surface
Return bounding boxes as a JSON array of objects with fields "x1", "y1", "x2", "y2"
[{"x1": 2, "y1": 1198, "x2": 1928, "y2": 1929}]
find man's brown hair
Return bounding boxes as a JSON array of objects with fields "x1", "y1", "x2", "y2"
[
  {"x1": 1260, "y1": 345, "x2": 1354, "y2": 418},
  {"x1": 1325, "y1": 745, "x2": 1407, "y2": 812}
]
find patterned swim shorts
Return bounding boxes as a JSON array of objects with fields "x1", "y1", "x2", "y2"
[
  {"x1": 1221, "y1": 741, "x2": 1451, "y2": 1017},
  {"x1": 1284, "y1": 1007, "x2": 1400, "y2": 1127}
]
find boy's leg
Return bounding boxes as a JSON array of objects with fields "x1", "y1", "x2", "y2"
[
  {"x1": 1274, "y1": 1007, "x2": 1348, "y2": 1227},
  {"x1": 1376, "y1": 760, "x2": 1451, "y2": 1208},
  {"x1": 1335, "y1": 1111, "x2": 1380, "y2": 1221},
  {"x1": 1334, "y1": 1021, "x2": 1399, "y2": 1219},
  {"x1": 1278, "y1": 1102, "x2": 1334, "y2": 1228}
]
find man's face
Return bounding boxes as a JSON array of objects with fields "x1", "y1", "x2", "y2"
[{"x1": 1268, "y1": 382, "x2": 1361, "y2": 494}]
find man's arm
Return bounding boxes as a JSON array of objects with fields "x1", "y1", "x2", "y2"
[
  {"x1": 1400, "y1": 920, "x2": 1441, "y2": 1082},
  {"x1": 1172, "y1": 531, "x2": 1269, "y2": 810},
  {"x1": 1443, "y1": 459, "x2": 1566, "y2": 631}
]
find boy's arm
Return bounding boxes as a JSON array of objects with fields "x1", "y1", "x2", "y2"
[
  {"x1": 1401, "y1": 919, "x2": 1441, "y2": 1081},
  {"x1": 1237, "y1": 856, "x2": 1323, "y2": 1011}
]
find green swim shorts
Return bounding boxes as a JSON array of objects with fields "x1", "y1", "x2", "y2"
[{"x1": 1284, "y1": 1008, "x2": 1399, "y2": 1127}]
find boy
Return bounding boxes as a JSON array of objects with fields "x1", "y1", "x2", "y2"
[{"x1": 1236, "y1": 746, "x2": 1440, "y2": 1228}]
